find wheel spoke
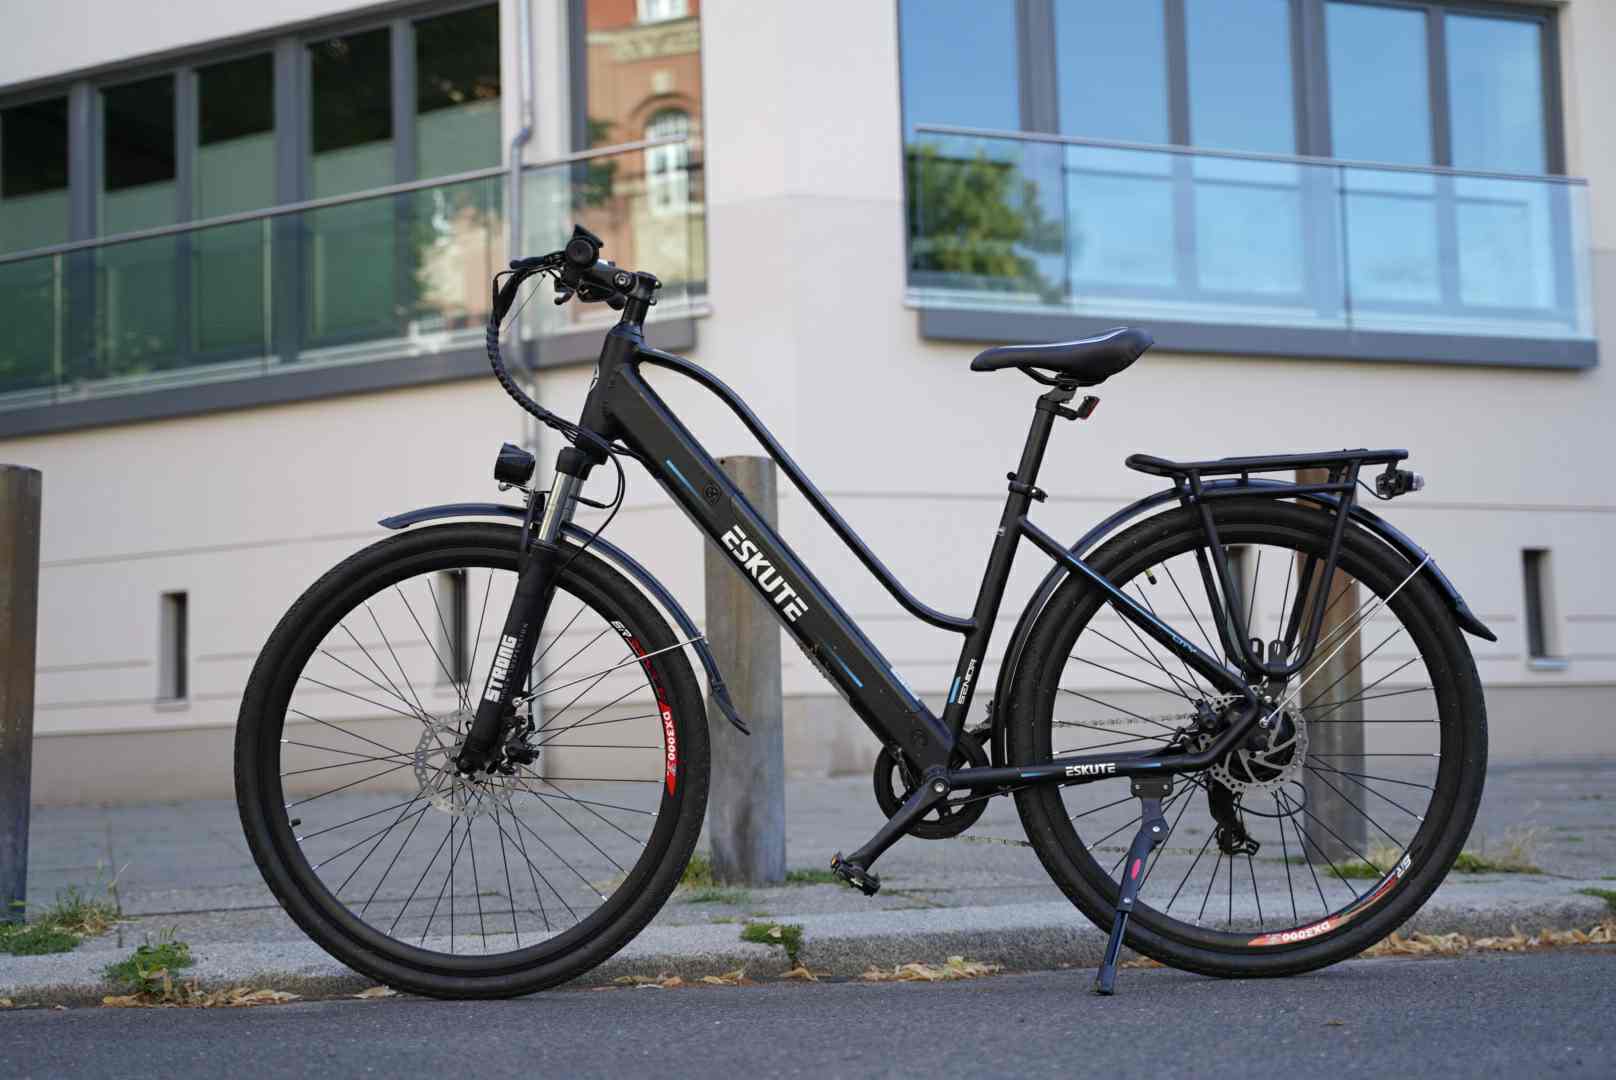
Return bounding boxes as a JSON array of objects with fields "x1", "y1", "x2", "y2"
[
  {"x1": 364, "y1": 603, "x2": 430, "y2": 720},
  {"x1": 1057, "y1": 688, "x2": 1182, "y2": 734}
]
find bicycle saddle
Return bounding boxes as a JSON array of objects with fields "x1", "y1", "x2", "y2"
[{"x1": 969, "y1": 327, "x2": 1153, "y2": 386}]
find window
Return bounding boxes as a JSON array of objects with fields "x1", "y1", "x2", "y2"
[
  {"x1": 415, "y1": 4, "x2": 502, "y2": 178},
  {"x1": 645, "y1": 110, "x2": 690, "y2": 215},
  {"x1": 100, "y1": 75, "x2": 180, "y2": 375},
  {"x1": 581, "y1": 0, "x2": 707, "y2": 288},
  {"x1": 308, "y1": 28, "x2": 395, "y2": 343},
  {"x1": 0, "y1": 97, "x2": 70, "y2": 395},
  {"x1": 1055, "y1": 1, "x2": 1169, "y2": 144},
  {"x1": 897, "y1": 0, "x2": 1585, "y2": 366},
  {"x1": 1, "y1": 97, "x2": 70, "y2": 249},
  {"x1": 1184, "y1": 0, "x2": 1294, "y2": 154},
  {"x1": 195, "y1": 53, "x2": 275, "y2": 355},
  {"x1": 1522, "y1": 549, "x2": 1564, "y2": 668},
  {"x1": 898, "y1": 0, "x2": 1017, "y2": 140},
  {"x1": 1446, "y1": 12, "x2": 1548, "y2": 174},
  {"x1": 637, "y1": 0, "x2": 689, "y2": 24},
  {"x1": 159, "y1": 591, "x2": 189, "y2": 701}
]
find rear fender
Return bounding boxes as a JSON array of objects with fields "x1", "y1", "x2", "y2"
[
  {"x1": 378, "y1": 502, "x2": 747, "y2": 734},
  {"x1": 987, "y1": 480, "x2": 1494, "y2": 766}
]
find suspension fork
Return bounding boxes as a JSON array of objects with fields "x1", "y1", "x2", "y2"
[{"x1": 454, "y1": 451, "x2": 589, "y2": 774}]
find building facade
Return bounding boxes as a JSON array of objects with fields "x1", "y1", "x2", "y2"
[{"x1": 1, "y1": 0, "x2": 1610, "y2": 804}]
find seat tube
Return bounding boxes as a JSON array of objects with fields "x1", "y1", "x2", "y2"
[{"x1": 940, "y1": 387, "x2": 1074, "y2": 737}]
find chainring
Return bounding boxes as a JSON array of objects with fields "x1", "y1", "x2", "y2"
[{"x1": 873, "y1": 729, "x2": 990, "y2": 839}]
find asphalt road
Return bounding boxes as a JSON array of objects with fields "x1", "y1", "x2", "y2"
[{"x1": 3, "y1": 949, "x2": 1611, "y2": 1079}]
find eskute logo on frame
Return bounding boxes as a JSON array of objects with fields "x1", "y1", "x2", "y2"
[{"x1": 720, "y1": 525, "x2": 809, "y2": 622}]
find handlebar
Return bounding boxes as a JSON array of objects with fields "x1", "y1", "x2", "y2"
[
  {"x1": 503, "y1": 224, "x2": 660, "y2": 315},
  {"x1": 485, "y1": 223, "x2": 661, "y2": 442}
]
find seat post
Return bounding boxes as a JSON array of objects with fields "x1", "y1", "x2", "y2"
[{"x1": 1010, "y1": 385, "x2": 1081, "y2": 490}]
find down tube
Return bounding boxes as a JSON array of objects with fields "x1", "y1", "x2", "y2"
[{"x1": 605, "y1": 363, "x2": 954, "y2": 770}]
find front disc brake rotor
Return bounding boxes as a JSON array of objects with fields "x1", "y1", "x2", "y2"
[
  {"x1": 414, "y1": 716, "x2": 514, "y2": 820},
  {"x1": 872, "y1": 729, "x2": 990, "y2": 839}
]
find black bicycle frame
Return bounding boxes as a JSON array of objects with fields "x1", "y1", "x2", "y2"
[{"x1": 449, "y1": 311, "x2": 1304, "y2": 794}]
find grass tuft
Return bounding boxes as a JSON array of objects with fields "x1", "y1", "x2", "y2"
[
  {"x1": 0, "y1": 923, "x2": 80, "y2": 956},
  {"x1": 740, "y1": 921, "x2": 804, "y2": 965},
  {"x1": 679, "y1": 853, "x2": 716, "y2": 889},
  {"x1": 684, "y1": 887, "x2": 750, "y2": 905},
  {"x1": 1577, "y1": 888, "x2": 1616, "y2": 915},
  {"x1": 784, "y1": 868, "x2": 840, "y2": 886},
  {"x1": 0, "y1": 882, "x2": 121, "y2": 956},
  {"x1": 104, "y1": 933, "x2": 194, "y2": 996},
  {"x1": 1452, "y1": 850, "x2": 1542, "y2": 875}
]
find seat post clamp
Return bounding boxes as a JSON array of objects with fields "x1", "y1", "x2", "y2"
[{"x1": 1006, "y1": 474, "x2": 1047, "y2": 502}]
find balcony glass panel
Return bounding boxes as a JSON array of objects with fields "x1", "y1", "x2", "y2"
[
  {"x1": 906, "y1": 130, "x2": 1592, "y2": 348},
  {"x1": 0, "y1": 144, "x2": 701, "y2": 415}
]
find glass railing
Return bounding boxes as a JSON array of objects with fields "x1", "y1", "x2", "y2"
[
  {"x1": 906, "y1": 126, "x2": 1593, "y2": 346},
  {"x1": 0, "y1": 141, "x2": 703, "y2": 414}
]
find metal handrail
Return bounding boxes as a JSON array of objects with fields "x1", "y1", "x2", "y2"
[
  {"x1": 915, "y1": 124, "x2": 1589, "y2": 188},
  {"x1": 0, "y1": 136, "x2": 686, "y2": 268}
]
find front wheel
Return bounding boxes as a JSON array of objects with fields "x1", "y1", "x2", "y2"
[
  {"x1": 1007, "y1": 500, "x2": 1486, "y2": 978},
  {"x1": 236, "y1": 523, "x2": 710, "y2": 997}
]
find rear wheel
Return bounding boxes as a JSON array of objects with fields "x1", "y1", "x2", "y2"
[
  {"x1": 1007, "y1": 500, "x2": 1486, "y2": 977},
  {"x1": 236, "y1": 523, "x2": 709, "y2": 997}
]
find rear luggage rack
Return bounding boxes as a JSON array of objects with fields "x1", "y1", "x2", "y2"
[
  {"x1": 1127, "y1": 448, "x2": 1408, "y2": 482},
  {"x1": 1122, "y1": 448, "x2": 1422, "y2": 681}
]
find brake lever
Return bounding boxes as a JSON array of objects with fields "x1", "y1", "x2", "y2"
[{"x1": 553, "y1": 284, "x2": 575, "y2": 306}]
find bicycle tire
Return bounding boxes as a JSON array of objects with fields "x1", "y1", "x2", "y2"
[
  {"x1": 1006, "y1": 499, "x2": 1486, "y2": 977},
  {"x1": 235, "y1": 523, "x2": 709, "y2": 997}
]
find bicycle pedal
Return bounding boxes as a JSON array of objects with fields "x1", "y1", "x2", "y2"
[{"x1": 829, "y1": 853, "x2": 881, "y2": 897}]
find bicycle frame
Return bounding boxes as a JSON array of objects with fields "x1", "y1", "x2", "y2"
[{"x1": 460, "y1": 317, "x2": 1289, "y2": 790}]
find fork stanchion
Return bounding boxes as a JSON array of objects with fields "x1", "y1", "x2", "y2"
[
  {"x1": 0, "y1": 465, "x2": 42, "y2": 924},
  {"x1": 1295, "y1": 469, "x2": 1367, "y2": 863},
  {"x1": 702, "y1": 456, "x2": 786, "y2": 885}
]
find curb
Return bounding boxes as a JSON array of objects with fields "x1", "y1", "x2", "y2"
[{"x1": 3, "y1": 891, "x2": 1610, "y2": 1008}]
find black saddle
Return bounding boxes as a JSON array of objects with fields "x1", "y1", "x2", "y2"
[{"x1": 969, "y1": 327, "x2": 1153, "y2": 386}]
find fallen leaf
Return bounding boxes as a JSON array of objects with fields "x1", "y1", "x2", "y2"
[
  {"x1": 659, "y1": 976, "x2": 685, "y2": 989},
  {"x1": 768, "y1": 926, "x2": 783, "y2": 940},
  {"x1": 1362, "y1": 920, "x2": 1616, "y2": 959},
  {"x1": 0, "y1": 998, "x2": 12, "y2": 1009},
  {"x1": 614, "y1": 973, "x2": 673, "y2": 987},
  {"x1": 861, "y1": 957, "x2": 1003, "y2": 983},
  {"x1": 353, "y1": 986, "x2": 399, "y2": 1000},
  {"x1": 700, "y1": 968, "x2": 748, "y2": 987},
  {"x1": 220, "y1": 989, "x2": 300, "y2": 1007},
  {"x1": 1325, "y1": 1020, "x2": 1346, "y2": 1027},
  {"x1": 1120, "y1": 956, "x2": 1163, "y2": 969},
  {"x1": 780, "y1": 966, "x2": 822, "y2": 982}
]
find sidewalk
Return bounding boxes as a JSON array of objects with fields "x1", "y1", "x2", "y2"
[{"x1": 5, "y1": 761, "x2": 1612, "y2": 1003}]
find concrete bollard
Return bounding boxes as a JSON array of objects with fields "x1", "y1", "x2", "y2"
[
  {"x1": 1295, "y1": 470, "x2": 1368, "y2": 864},
  {"x1": 0, "y1": 465, "x2": 41, "y2": 923},
  {"x1": 702, "y1": 456, "x2": 785, "y2": 885}
]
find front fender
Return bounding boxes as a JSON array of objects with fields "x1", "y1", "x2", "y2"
[
  {"x1": 379, "y1": 502, "x2": 747, "y2": 735},
  {"x1": 988, "y1": 480, "x2": 1495, "y2": 765}
]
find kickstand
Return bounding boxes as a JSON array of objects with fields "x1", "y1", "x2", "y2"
[{"x1": 1094, "y1": 776, "x2": 1172, "y2": 996}]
